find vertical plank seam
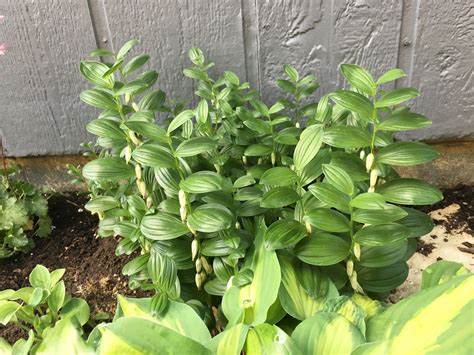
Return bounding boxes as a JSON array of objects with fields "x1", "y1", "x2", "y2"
[
  {"x1": 240, "y1": 0, "x2": 261, "y2": 92},
  {"x1": 86, "y1": 0, "x2": 115, "y2": 54}
]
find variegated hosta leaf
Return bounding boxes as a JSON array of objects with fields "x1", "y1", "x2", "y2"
[
  {"x1": 244, "y1": 323, "x2": 300, "y2": 355},
  {"x1": 291, "y1": 312, "x2": 365, "y2": 355},
  {"x1": 356, "y1": 274, "x2": 474, "y2": 354},
  {"x1": 207, "y1": 323, "x2": 249, "y2": 355}
]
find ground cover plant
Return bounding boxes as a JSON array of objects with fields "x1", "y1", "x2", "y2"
[
  {"x1": 1, "y1": 40, "x2": 472, "y2": 353},
  {"x1": 0, "y1": 147, "x2": 51, "y2": 259}
]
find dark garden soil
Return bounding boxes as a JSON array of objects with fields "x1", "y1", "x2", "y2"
[
  {"x1": 0, "y1": 185, "x2": 472, "y2": 343},
  {"x1": 0, "y1": 193, "x2": 150, "y2": 343}
]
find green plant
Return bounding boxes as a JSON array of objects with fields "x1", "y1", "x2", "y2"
[
  {"x1": 0, "y1": 265, "x2": 91, "y2": 353},
  {"x1": 77, "y1": 40, "x2": 441, "y2": 305},
  {"x1": 0, "y1": 151, "x2": 51, "y2": 258},
  {"x1": 3, "y1": 260, "x2": 469, "y2": 354}
]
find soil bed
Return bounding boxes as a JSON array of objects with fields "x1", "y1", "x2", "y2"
[
  {"x1": 0, "y1": 193, "x2": 149, "y2": 343},
  {"x1": 0, "y1": 186, "x2": 472, "y2": 341}
]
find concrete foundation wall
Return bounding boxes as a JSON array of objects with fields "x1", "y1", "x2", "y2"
[{"x1": 0, "y1": 0, "x2": 473, "y2": 157}]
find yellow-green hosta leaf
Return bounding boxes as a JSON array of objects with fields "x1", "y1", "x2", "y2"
[
  {"x1": 245, "y1": 323, "x2": 300, "y2": 355},
  {"x1": 361, "y1": 274, "x2": 474, "y2": 355},
  {"x1": 291, "y1": 312, "x2": 365, "y2": 355},
  {"x1": 321, "y1": 296, "x2": 367, "y2": 335},
  {"x1": 207, "y1": 323, "x2": 249, "y2": 355},
  {"x1": 420, "y1": 260, "x2": 470, "y2": 290},
  {"x1": 98, "y1": 317, "x2": 212, "y2": 355}
]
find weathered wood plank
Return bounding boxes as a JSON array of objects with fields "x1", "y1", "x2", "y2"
[
  {"x1": 255, "y1": 0, "x2": 403, "y2": 104},
  {"x1": 0, "y1": 0, "x2": 97, "y2": 156},
  {"x1": 101, "y1": 0, "x2": 246, "y2": 104},
  {"x1": 400, "y1": 0, "x2": 474, "y2": 141}
]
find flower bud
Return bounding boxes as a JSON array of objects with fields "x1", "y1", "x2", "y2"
[
  {"x1": 365, "y1": 153, "x2": 374, "y2": 171},
  {"x1": 368, "y1": 186, "x2": 375, "y2": 193},
  {"x1": 132, "y1": 102, "x2": 140, "y2": 112},
  {"x1": 305, "y1": 221, "x2": 312, "y2": 234},
  {"x1": 242, "y1": 156, "x2": 248, "y2": 165},
  {"x1": 235, "y1": 221, "x2": 241, "y2": 229},
  {"x1": 370, "y1": 168, "x2": 378, "y2": 187},
  {"x1": 349, "y1": 271, "x2": 364, "y2": 293},
  {"x1": 347, "y1": 259, "x2": 354, "y2": 277},
  {"x1": 128, "y1": 131, "x2": 140, "y2": 145},
  {"x1": 214, "y1": 164, "x2": 221, "y2": 174},
  {"x1": 359, "y1": 150, "x2": 366, "y2": 160},
  {"x1": 187, "y1": 222, "x2": 197, "y2": 236},
  {"x1": 191, "y1": 239, "x2": 199, "y2": 260},
  {"x1": 353, "y1": 243, "x2": 361, "y2": 261},
  {"x1": 124, "y1": 146, "x2": 132, "y2": 164},
  {"x1": 200, "y1": 271, "x2": 207, "y2": 282},
  {"x1": 257, "y1": 158, "x2": 263, "y2": 165},
  {"x1": 138, "y1": 180, "x2": 147, "y2": 197},
  {"x1": 195, "y1": 258, "x2": 202, "y2": 273},
  {"x1": 201, "y1": 256, "x2": 212, "y2": 274},
  {"x1": 295, "y1": 121, "x2": 301, "y2": 128},
  {"x1": 135, "y1": 164, "x2": 142, "y2": 180},
  {"x1": 146, "y1": 196, "x2": 153, "y2": 209},
  {"x1": 125, "y1": 93, "x2": 131, "y2": 104},
  {"x1": 178, "y1": 190, "x2": 187, "y2": 209},
  {"x1": 180, "y1": 207, "x2": 187, "y2": 222},
  {"x1": 195, "y1": 273, "x2": 202, "y2": 289},
  {"x1": 271, "y1": 152, "x2": 276, "y2": 166}
]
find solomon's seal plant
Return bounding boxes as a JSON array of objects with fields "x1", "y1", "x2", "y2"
[
  {"x1": 77, "y1": 39, "x2": 445, "y2": 327},
  {"x1": 0, "y1": 159, "x2": 51, "y2": 258}
]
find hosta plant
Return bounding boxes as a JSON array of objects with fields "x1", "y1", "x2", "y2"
[
  {"x1": 77, "y1": 40, "x2": 442, "y2": 311},
  {"x1": 0, "y1": 265, "x2": 91, "y2": 353},
  {"x1": 2, "y1": 260, "x2": 470, "y2": 354},
  {"x1": 0, "y1": 162, "x2": 51, "y2": 259}
]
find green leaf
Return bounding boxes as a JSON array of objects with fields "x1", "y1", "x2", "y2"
[
  {"x1": 29, "y1": 264, "x2": 51, "y2": 290},
  {"x1": 278, "y1": 256, "x2": 330, "y2": 320},
  {"x1": 125, "y1": 120, "x2": 168, "y2": 144},
  {"x1": 260, "y1": 167, "x2": 298, "y2": 186},
  {"x1": 187, "y1": 204, "x2": 233, "y2": 233},
  {"x1": 122, "y1": 53, "x2": 150, "y2": 76},
  {"x1": 293, "y1": 312, "x2": 364, "y2": 355},
  {"x1": 148, "y1": 251, "x2": 178, "y2": 296},
  {"x1": 85, "y1": 196, "x2": 120, "y2": 213},
  {"x1": 264, "y1": 219, "x2": 307, "y2": 250},
  {"x1": 132, "y1": 144, "x2": 176, "y2": 168},
  {"x1": 98, "y1": 317, "x2": 212, "y2": 354},
  {"x1": 359, "y1": 240, "x2": 408, "y2": 267},
  {"x1": 295, "y1": 233, "x2": 351, "y2": 266},
  {"x1": 340, "y1": 64, "x2": 376, "y2": 96},
  {"x1": 234, "y1": 175, "x2": 256, "y2": 188},
  {"x1": 80, "y1": 60, "x2": 114, "y2": 87},
  {"x1": 87, "y1": 118, "x2": 125, "y2": 139},
  {"x1": 61, "y1": 298, "x2": 90, "y2": 326},
  {"x1": 323, "y1": 126, "x2": 372, "y2": 149},
  {"x1": 354, "y1": 223, "x2": 411, "y2": 246},
  {"x1": 283, "y1": 64, "x2": 299, "y2": 82},
  {"x1": 260, "y1": 187, "x2": 301, "y2": 208},
  {"x1": 89, "y1": 48, "x2": 114, "y2": 57},
  {"x1": 304, "y1": 208, "x2": 350, "y2": 233},
  {"x1": 330, "y1": 90, "x2": 373, "y2": 119},
  {"x1": 356, "y1": 261, "x2": 409, "y2": 292},
  {"x1": 48, "y1": 280, "x2": 66, "y2": 313},
  {"x1": 308, "y1": 182, "x2": 351, "y2": 213},
  {"x1": 174, "y1": 137, "x2": 218, "y2": 157},
  {"x1": 116, "y1": 39, "x2": 139, "y2": 59},
  {"x1": 196, "y1": 99, "x2": 208, "y2": 123},
  {"x1": 298, "y1": 263, "x2": 338, "y2": 299},
  {"x1": 350, "y1": 192, "x2": 386, "y2": 210},
  {"x1": 244, "y1": 144, "x2": 272, "y2": 156},
  {"x1": 376, "y1": 142, "x2": 439, "y2": 166},
  {"x1": 83, "y1": 158, "x2": 134, "y2": 181},
  {"x1": 138, "y1": 89, "x2": 166, "y2": 111},
  {"x1": 375, "y1": 88, "x2": 420, "y2": 108},
  {"x1": 397, "y1": 207, "x2": 434, "y2": 238},
  {"x1": 141, "y1": 213, "x2": 189, "y2": 240},
  {"x1": 376, "y1": 68, "x2": 406, "y2": 85},
  {"x1": 378, "y1": 178, "x2": 443, "y2": 205},
  {"x1": 420, "y1": 260, "x2": 470, "y2": 290},
  {"x1": 80, "y1": 89, "x2": 117, "y2": 111},
  {"x1": 322, "y1": 164, "x2": 354, "y2": 195},
  {"x1": 294, "y1": 125, "x2": 323, "y2": 171},
  {"x1": 299, "y1": 149, "x2": 331, "y2": 186},
  {"x1": 180, "y1": 171, "x2": 223, "y2": 193},
  {"x1": 0, "y1": 300, "x2": 21, "y2": 325},
  {"x1": 276, "y1": 79, "x2": 296, "y2": 94},
  {"x1": 168, "y1": 110, "x2": 195, "y2": 134},
  {"x1": 352, "y1": 205, "x2": 407, "y2": 225},
  {"x1": 243, "y1": 118, "x2": 272, "y2": 135},
  {"x1": 378, "y1": 112, "x2": 431, "y2": 131}
]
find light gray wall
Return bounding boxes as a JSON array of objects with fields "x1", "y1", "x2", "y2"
[{"x1": 1, "y1": 0, "x2": 472, "y2": 157}]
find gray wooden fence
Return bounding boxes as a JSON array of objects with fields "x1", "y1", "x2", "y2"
[{"x1": 1, "y1": 0, "x2": 472, "y2": 157}]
